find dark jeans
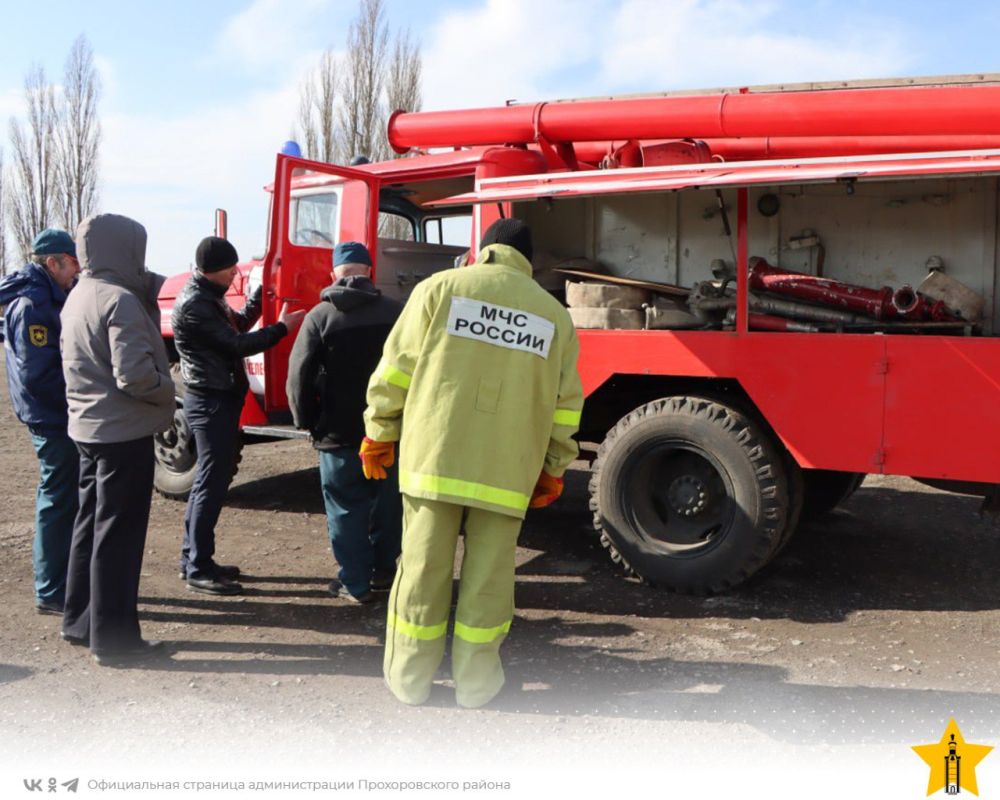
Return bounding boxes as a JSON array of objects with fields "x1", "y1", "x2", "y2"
[
  {"x1": 319, "y1": 446, "x2": 402, "y2": 597},
  {"x1": 29, "y1": 429, "x2": 79, "y2": 605},
  {"x1": 62, "y1": 436, "x2": 155, "y2": 655},
  {"x1": 180, "y1": 389, "x2": 243, "y2": 579}
]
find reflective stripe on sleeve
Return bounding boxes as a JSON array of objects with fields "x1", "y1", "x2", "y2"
[
  {"x1": 552, "y1": 408, "x2": 581, "y2": 426},
  {"x1": 399, "y1": 470, "x2": 530, "y2": 512},
  {"x1": 376, "y1": 358, "x2": 412, "y2": 390},
  {"x1": 387, "y1": 611, "x2": 448, "y2": 641},
  {"x1": 454, "y1": 619, "x2": 512, "y2": 645}
]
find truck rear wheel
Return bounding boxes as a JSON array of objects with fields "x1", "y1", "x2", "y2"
[{"x1": 589, "y1": 396, "x2": 789, "y2": 594}]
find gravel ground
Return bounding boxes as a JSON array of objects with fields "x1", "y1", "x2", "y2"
[{"x1": 1, "y1": 359, "x2": 999, "y2": 798}]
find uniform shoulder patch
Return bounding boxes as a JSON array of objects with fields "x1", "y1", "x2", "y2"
[{"x1": 28, "y1": 324, "x2": 48, "y2": 347}]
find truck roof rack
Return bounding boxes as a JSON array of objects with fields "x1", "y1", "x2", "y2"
[{"x1": 526, "y1": 72, "x2": 1000, "y2": 106}]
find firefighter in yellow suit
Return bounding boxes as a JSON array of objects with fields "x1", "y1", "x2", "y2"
[{"x1": 360, "y1": 219, "x2": 583, "y2": 708}]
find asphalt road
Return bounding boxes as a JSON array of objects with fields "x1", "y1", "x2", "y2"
[{"x1": 1, "y1": 356, "x2": 998, "y2": 798}]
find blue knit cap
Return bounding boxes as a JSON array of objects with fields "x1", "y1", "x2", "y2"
[
  {"x1": 333, "y1": 241, "x2": 372, "y2": 268},
  {"x1": 32, "y1": 228, "x2": 77, "y2": 259}
]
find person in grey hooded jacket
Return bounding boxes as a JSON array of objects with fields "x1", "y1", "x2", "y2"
[{"x1": 59, "y1": 213, "x2": 175, "y2": 665}]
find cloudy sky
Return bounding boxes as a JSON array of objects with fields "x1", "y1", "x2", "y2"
[{"x1": 2, "y1": 0, "x2": 999, "y2": 273}]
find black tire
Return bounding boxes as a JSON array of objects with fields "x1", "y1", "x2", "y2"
[
  {"x1": 801, "y1": 470, "x2": 865, "y2": 518},
  {"x1": 153, "y1": 363, "x2": 243, "y2": 500},
  {"x1": 154, "y1": 364, "x2": 196, "y2": 499},
  {"x1": 772, "y1": 456, "x2": 804, "y2": 558},
  {"x1": 589, "y1": 396, "x2": 789, "y2": 594}
]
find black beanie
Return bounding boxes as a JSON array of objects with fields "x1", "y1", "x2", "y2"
[
  {"x1": 196, "y1": 236, "x2": 239, "y2": 273},
  {"x1": 479, "y1": 218, "x2": 533, "y2": 262}
]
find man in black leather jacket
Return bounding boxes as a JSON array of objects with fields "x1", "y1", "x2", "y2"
[{"x1": 172, "y1": 236, "x2": 305, "y2": 595}]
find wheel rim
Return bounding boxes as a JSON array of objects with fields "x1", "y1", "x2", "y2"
[
  {"x1": 153, "y1": 406, "x2": 196, "y2": 475},
  {"x1": 618, "y1": 438, "x2": 736, "y2": 556}
]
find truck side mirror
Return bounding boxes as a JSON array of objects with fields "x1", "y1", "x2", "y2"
[{"x1": 215, "y1": 209, "x2": 228, "y2": 240}]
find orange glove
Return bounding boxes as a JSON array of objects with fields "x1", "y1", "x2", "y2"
[
  {"x1": 359, "y1": 437, "x2": 395, "y2": 480},
  {"x1": 529, "y1": 471, "x2": 564, "y2": 508}
]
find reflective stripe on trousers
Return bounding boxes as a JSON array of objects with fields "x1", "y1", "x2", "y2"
[
  {"x1": 399, "y1": 469, "x2": 530, "y2": 514},
  {"x1": 384, "y1": 495, "x2": 521, "y2": 708}
]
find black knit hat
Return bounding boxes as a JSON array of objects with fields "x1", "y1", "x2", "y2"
[
  {"x1": 195, "y1": 236, "x2": 239, "y2": 273},
  {"x1": 479, "y1": 218, "x2": 533, "y2": 262}
]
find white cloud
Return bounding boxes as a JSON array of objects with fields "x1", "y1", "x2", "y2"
[
  {"x1": 421, "y1": 0, "x2": 604, "y2": 110},
  {"x1": 421, "y1": 0, "x2": 911, "y2": 114},
  {"x1": 218, "y1": 0, "x2": 338, "y2": 72},
  {"x1": 598, "y1": 0, "x2": 910, "y2": 89},
  {"x1": 93, "y1": 54, "x2": 117, "y2": 106},
  {"x1": 97, "y1": 0, "x2": 356, "y2": 274},
  {"x1": 101, "y1": 81, "x2": 302, "y2": 274}
]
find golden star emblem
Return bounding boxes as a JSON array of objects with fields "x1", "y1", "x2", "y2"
[{"x1": 913, "y1": 719, "x2": 993, "y2": 796}]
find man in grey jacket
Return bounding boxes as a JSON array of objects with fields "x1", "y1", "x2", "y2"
[{"x1": 59, "y1": 213, "x2": 175, "y2": 665}]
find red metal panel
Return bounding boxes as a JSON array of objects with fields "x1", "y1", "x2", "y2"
[
  {"x1": 706, "y1": 135, "x2": 1000, "y2": 160},
  {"x1": 578, "y1": 330, "x2": 886, "y2": 473},
  {"x1": 270, "y1": 148, "x2": 494, "y2": 193},
  {"x1": 883, "y1": 337, "x2": 1000, "y2": 482},
  {"x1": 238, "y1": 389, "x2": 268, "y2": 427},
  {"x1": 429, "y1": 150, "x2": 1000, "y2": 207}
]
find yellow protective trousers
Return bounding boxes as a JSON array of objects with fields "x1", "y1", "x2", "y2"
[{"x1": 384, "y1": 495, "x2": 522, "y2": 708}]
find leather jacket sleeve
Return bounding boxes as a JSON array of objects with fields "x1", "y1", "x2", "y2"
[
  {"x1": 185, "y1": 293, "x2": 286, "y2": 359},
  {"x1": 173, "y1": 281, "x2": 289, "y2": 393},
  {"x1": 233, "y1": 285, "x2": 263, "y2": 333}
]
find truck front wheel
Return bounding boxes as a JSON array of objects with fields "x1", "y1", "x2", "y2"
[
  {"x1": 153, "y1": 404, "x2": 199, "y2": 499},
  {"x1": 153, "y1": 364, "x2": 242, "y2": 500},
  {"x1": 589, "y1": 396, "x2": 789, "y2": 594}
]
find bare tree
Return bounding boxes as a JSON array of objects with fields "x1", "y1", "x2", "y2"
[
  {"x1": 56, "y1": 34, "x2": 101, "y2": 233},
  {"x1": 291, "y1": 0, "x2": 421, "y2": 171},
  {"x1": 377, "y1": 27, "x2": 422, "y2": 239},
  {"x1": 295, "y1": 76, "x2": 318, "y2": 160},
  {"x1": 0, "y1": 147, "x2": 7, "y2": 276},
  {"x1": 295, "y1": 50, "x2": 338, "y2": 162},
  {"x1": 385, "y1": 28, "x2": 421, "y2": 122},
  {"x1": 7, "y1": 66, "x2": 59, "y2": 260},
  {"x1": 337, "y1": 0, "x2": 389, "y2": 164}
]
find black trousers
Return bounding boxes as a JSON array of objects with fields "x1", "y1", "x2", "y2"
[
  {"x1": 180, "y1": 389, "x2": 243, "y2": 579},
  {"x1": 62, "y1": 436, "x2": 155, "y2": 655}
]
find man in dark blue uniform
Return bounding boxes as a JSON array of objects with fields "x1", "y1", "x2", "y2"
[{"x1": 0, "y1": 229, "x2": 81, "y2": 614}]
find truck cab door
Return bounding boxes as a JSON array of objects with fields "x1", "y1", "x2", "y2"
[{"x1": 261, "y1": 154, "x2": 380, "y2": 414}]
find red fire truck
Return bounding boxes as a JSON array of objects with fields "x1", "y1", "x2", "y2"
[{"x1": 157, "y1": 74, "x2": 1000, "y2": 593}]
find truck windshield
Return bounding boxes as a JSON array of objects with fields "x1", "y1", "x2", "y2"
[{"x1": 290, "y1": 191, "x2": 338, "y2": 248}]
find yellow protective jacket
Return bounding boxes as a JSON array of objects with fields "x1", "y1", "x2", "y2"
[{"x1": 364, "y1": 244, "x2": 583, "y2": 519}]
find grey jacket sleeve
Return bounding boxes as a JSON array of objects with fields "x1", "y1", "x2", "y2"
[
  {"x1": 285, "y1": 310, "x2": 322, "y2": 430},
  {"x1": 107, "y1": 294, "x2": 176, "y2": 406}
]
